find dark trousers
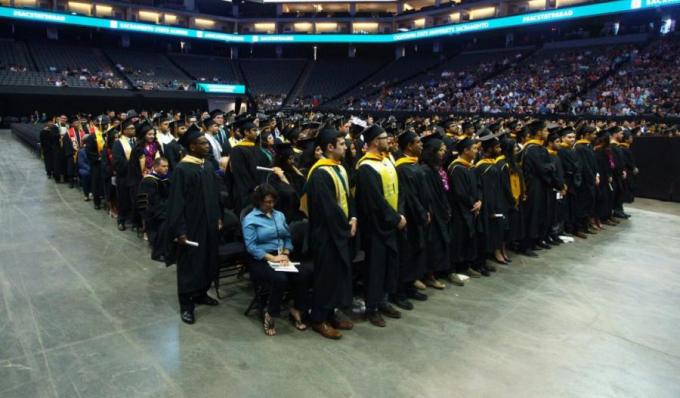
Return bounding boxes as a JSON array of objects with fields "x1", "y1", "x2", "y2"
[
  {"x1": 310, "y1": 307, "x2": 335, "y2": 324},
  {"x1": 116, "y1": 183, "x2": 132, "y2": 225},
  {"x1": 363, "y1": 238, "x2": 398, "y2": 312},
  {"x1": 178, "y1": 288, "x2": 210, "y2": 311},
  {"x1": 79, "y1": 173, "x2": 91, "y2": 198},
  {"x1": 248, "y1": 259, "x2": 312, "y2": 318}
]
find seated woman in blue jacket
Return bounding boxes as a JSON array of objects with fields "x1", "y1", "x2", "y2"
[{"x1": 242, "y1": 183, "x2": 312, "y2": 336}]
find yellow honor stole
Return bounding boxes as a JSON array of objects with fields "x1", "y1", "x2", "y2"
[
  {"x1": 357, "y1": 152, "x2": 399, "y2": 211},
  {"x1": 303, "y1": 158, "x2": 349, "y2": 218}
]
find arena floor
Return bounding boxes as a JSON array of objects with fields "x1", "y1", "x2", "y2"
[{"x1": 1, "y1": 130, "x2": 680, "y2": 398}]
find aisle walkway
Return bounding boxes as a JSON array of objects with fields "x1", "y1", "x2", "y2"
[{"x1": 1, "y1": 130, "x2": 679, "y2": 398}]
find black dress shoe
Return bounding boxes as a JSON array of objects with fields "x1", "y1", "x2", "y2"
[
  {"x1": 537, "y1": 241, "x2": 552, "y2": 250},
  {"x1": 194, "y1": 295, "x2": 219, "y2": 306},
  {"x1": 521, "y1": 249, "x2": 539, "y2": 257},
  {"x1": 181, "y1": 309, "x2": 195, "y2": 324},
  {"x1": 390, "y1": 296, "x2": 414, "y2": 311},
  {"x1": 379, "y1": 304, "x2": 402, "y2": 319},
  {"x1": 367, "y1": 311, "x2": 386, "y2": 327},
  {"x1": 406, "y1": 290, "x2": 428, "y2": 301},
  {"x1": 486, "y1": 264, "x2": 497, "y2": 272},
  {"x1": 117, "y1": 223, "x2": 126, "y2": 231},
  {"x1": 474, "y1": 267, "x2": 491, "y2": 277}
]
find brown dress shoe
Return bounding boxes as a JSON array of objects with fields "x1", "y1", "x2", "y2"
[
  {"x1": 573, "y1": 231, "x2": 588, "y2": 239},
  {"x1": 312, "y1": 322, "x2": 342, "y2": 339},
  {"x1": 331, "y1": 318, "x2": 354, "y2": 330},
  {"x1": 367, "y1": 311, "x2": 386, "y2": 327}
]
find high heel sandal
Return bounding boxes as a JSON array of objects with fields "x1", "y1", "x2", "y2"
[
  {"x1": 263, "y1": 312, "x2": 276, "y2": 336},
  {"x1": 289, "y1": 312, "x2": 308, "y2": 331}
]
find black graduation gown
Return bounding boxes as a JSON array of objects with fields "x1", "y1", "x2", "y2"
[
  {"x1": 496, "y1": 158, "x2": 523, "y2": 243},
  {"x1": 354, "y1": 160, "x2": 401, "y2": 308},
  {"x1": 520, "y1": 143, "x2": 554, "y2": 241},
  {"x1": 61, "y1": 132, "x2": 78, "y2": 180},
  {"x1": 39, "y1": 127, "x2": 55, "y2": 177},
  {"x1": 474, "y1": 160, "x2": 504, "y2": 254},
  {"x1": 558, "y1": 146, "x2": 583, "y2": 229},
  {"x1": 164, "y1": 160, "x2": 221, "y2": 294},
  {"x1": 421, "y1": 164, "x2": 452, "y2": 273},
  {"x1": 574, "y1": 142, "x2": 597, "y2": 220},
  {"x1": 546, "y1": 151, "x2": 566, "y2": 232},
  {"x1": 228, "y1": 144, "x2": 262, "y2": 213},
  {"x1": 138, "y1": 175, "x2": 169, "y2": 261},
  {"x1": 447, "y1": 161, "x2": 480, "y2": 264},
  {"x1": 50, "y1": 128, "x2": 65, "y2": 181},
  {"x1": 610, "y1": 143, "x2": 626, "y2": 210},
  {"x1": 594, "y1": 148, "x2": 613, "y2": 220},
  {"x1": 620, "y1": 145, "x2": 636, "y2": 203},
  {"x1": 396, "y1": 161, "x2": 429, "y2": 282},
  {"x1": 164, "y1": 140, "x2": 184, "y2": 172},
  {"x1": 84, "y1": 134, "x2": 104, "y2": 202},
  {"x1": 271, "y1": 170, "x2": 306, "y2": 224},
  {"x1": 307, "y1": 165, "x2": 354, "y2": 310}
]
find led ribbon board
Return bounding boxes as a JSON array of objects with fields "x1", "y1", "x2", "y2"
[
  {"x1": 196, "y1": 83, "x2": 246, "y2": 94},
  {"x1": 0, "y1": 0, "x2": 678, "y2": 44}
]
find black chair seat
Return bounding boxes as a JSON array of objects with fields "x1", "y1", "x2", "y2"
[{"x1": 218, "y1": 242, "x2": 245, "y2": 257}]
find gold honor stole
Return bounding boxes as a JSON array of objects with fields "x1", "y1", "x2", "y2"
[
  {"x1": 119, "y1": 136, "x2": 132, "y2": 160},
  {"x1": 303, "y1": 158, "x2": 350, "y2": 218},
  {"x1": 496, "y1": 155, "x2": 522, "y2": 204},
  {"x1": 394, "y1": 156, "x2": 418, "y2": 168},
  {"x1": 180, "y1": 155, "x2": 205, "y2": 166},
  {"x1": 357, "y1": 153, "x2": 399, "y2": 211}
]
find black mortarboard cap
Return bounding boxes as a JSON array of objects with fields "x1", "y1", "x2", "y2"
[
  {"x1": 275, "y1": 142, "x2": 294, "y2": 158},
  {"x1": 178, "y1": 124, "x2": 203, "y2": 149},
  {"x1": 455, "y1": 137, "x2": 475, "y2": 153},
  {"x1": 397, "y1": 131, "x2": 418, "y2": 150},
  {"x1": 421, "y1": 132, "x2": 444, "y2": 150},
  {"x1": 135, "y1": 120, "x2": 154, "y2": 138},
  {"x1": 362, "y1": 124, "x2": 385, "y2": 144},
  {"x1": 315, "y1": 128, "x2": 343, "y2": 150}
]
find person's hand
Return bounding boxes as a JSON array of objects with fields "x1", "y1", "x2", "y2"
[
  {"x1": 622, "y1": 170, "x2": 627, "y2": 179},
  {"x1": 271, "y1": 167, "x2": 285, "y2": 179},
  {"x1": 273, "y1": 254, "x2": 289, "y2": 266},
  {"x1": 471, "y1": 200, "x2": 482, "y2": 213},
  {"x1": 595, "y1": 175, "x2": 601, "y2": 186},
  {"x1": 218, "y1": 219, "x2": 223, "y2": 230},
  {"x1": 349, "y1": 218, "x2": 358, "y2": 237},
  {"x1": 633, "y1": 167, "x2": 639, "y2": 175},
  {"x1": 177, "y1": 235, "x2": 188, "y2": 246},
  {"x1": 397, "y1": 215, "x2": 407, "y2": 230},
  {"x1": 608, "y1": 176, "x2": 613, "y2": 183},
  {"x1": 426, "y1": 212, "x2": 432, "y2": 225}
]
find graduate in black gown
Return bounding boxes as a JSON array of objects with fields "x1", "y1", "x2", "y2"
[
  {"x1": 138, "y1": 157, "x2": 169, "y2": 261},
  {"x1": 305, "y1": 128, "x2": 357, "y2": 340},
  {"x1": 84, "y1": 116, "x2": 108, "y2": 210},
  {"x1": 556, "y1": 127, "x2": 585, "y2": 238},
  {"x1": 519, "y1": 120, "x2": 554, "y2": 253},
  {"x1": 39, "y1": 123, "x2": 56, "y2": 179},
  {"x1": 354, "y1": 124, "x2": 406, "y2": 327},
  {"x1": 391, "y1": 131, "x2": 429, "y2": 309},
  {"x1": 573, "y1": 125, "x2": 601, "y2": 232},
  {"x1": 228, "y1": 119, "x2": 263, "y2": 213},
  {"x1": 112, "y1": 119, "x2": 136, "y2": 231},
  {"x1": 545, "y1": 131, "x2": 567, "y2": 245},
  {"x1": 164, "y1": 121, "x2": 187, "y2": 172},
  {"x1": 165, "y1": 124, "x2": 222, "y2": 324},
  {"x1": 608, "y1": 127, "x2": 630, "y2": 219},
  {"x1": 619, "y1": 131, "x2": 638, "y2": 204},
  {"x1": 475, "y1": 131, "x2": 506, "y2": 268},
  {"x1": 420, "y1": 133, "x2": 455, "y2": 286},
  {"x1": 447, "y1": 137, "x2": 483, "y2": 278},
  {"x1": 497, "y1": 138, "x2": 524, "y2": 258},
  {"x1": 593, "y1": 130, "x2": 618, "y2": 226},
  {"x1": 270, "y1": 143, "x2": 306, "y2": 223}
]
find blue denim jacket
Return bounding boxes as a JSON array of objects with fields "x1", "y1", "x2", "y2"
[{"x1": 242, "y1": 208, "x2": 293, "y2": 260}]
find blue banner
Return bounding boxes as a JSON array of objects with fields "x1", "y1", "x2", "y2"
[{"x1": 0, "y1": 1, "x2": 677, "y2": 45}]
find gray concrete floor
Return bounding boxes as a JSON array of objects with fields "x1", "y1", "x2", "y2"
[{"x1": 1, "y1": 130, "x2": 680, "y2": 398}]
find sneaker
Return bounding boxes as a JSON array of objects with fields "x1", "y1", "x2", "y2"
[{"x1": 447, "y1": 273, "x2": 466, "y2": 286}]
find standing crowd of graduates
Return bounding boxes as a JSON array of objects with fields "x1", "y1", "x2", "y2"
[{"x1": 37, "y1": 109, "x2": 638, "y2": 339}]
